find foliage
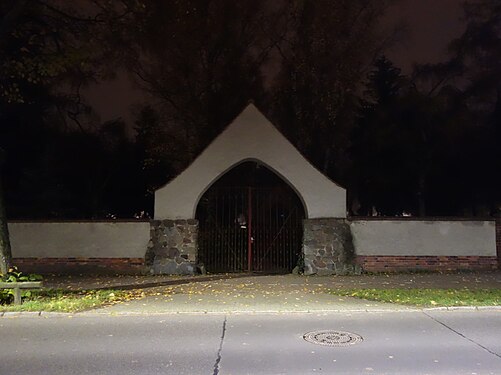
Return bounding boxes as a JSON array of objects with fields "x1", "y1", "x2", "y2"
[
  {"x1": 0, "y1": 266, "x2": 43, "y2": 283},
  {"x1": 106, "y1": 0, "x2": 395, "y2": 183},
  {"x1": 102, "y1": 0, "x2": 270, "y2": 172},
  {"x1": 134, "y1": 106, "x2": 178, "y2": 192},
  {"x1": 405, "y1": 0, "x2": 501, "y2": 216},
  {"x1": 350, "y1": 51, "x2": 500, "y2": 217},
  {"x1": 0, "y1": 288, "x2": 139, "y2": 312},
  {"x1": 0, "y1": 0, "x2": 499, "y2": 223},
  {"x1": 0, "y1": 289, "x2": 13, "y2": 304},
  {"x1": 0, "y1": 1, "x2": 109, "y2": 107},
  {"x1": 0, "y1": 266, "x2": 43, "y2": 304},
  {"x1": 266, "y1": 0, "x2": 396, "y2": 181},
  {"x1": 330, "y1": 288, "x2": 501, "y2": 307},
  {"x1": 0, "y1": 0, "x2": 117, "y2": 273},
  {"x1": 2, "y1": 116, "x2": 150, "y2": 219}
]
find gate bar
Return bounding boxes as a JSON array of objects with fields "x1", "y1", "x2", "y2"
[{"x1": 247, "y1": 187, "x2": 252, "y2": 272}]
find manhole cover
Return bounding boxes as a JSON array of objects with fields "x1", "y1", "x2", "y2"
[{"x1": 303, "y1": 330, "x2": 363, "y2": 347}]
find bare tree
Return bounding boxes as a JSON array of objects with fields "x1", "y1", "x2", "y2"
[{"x1": 265, "y1": 0, "x2": 397, "y2": 181}]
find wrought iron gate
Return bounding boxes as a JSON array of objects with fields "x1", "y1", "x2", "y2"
[{"x1": 197, "y1": 186, "x2": 304, "y2": 273}]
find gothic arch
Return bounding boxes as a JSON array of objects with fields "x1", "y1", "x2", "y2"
[
  {"x1": 154, "y1": 104, "x2": 346, "y2": 219},
  {"x1": 193, "y1": 157, "x2": 308, "y2": 218}
]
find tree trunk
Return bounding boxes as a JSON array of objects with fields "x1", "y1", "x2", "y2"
[{"x1": 0, "y1": 149, "x2": 12, "y2": 274}]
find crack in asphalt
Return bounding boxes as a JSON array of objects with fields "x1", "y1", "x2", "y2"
[
  {"x1": 423, "y1": 311, "x2": 501, "y2": 360},
  {"x1": 212, "y1": 316, "x2": 227, "y2": 375}
]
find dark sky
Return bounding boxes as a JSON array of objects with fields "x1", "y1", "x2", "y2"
[
  {"x1": 385, "y1": 0, "x2": 465, "y2": 72},
  {"x1": 83, "y1": 0, "x2": 466, "y2": 127}
]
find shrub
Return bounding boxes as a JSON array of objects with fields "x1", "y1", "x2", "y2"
[{"x1": 0, "y1": 266, "x2": 43, "y2": 305}]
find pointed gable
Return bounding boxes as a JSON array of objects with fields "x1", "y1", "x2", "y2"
[{"x1": 155, "y1": 104, "x2": 346, "y2": 219}]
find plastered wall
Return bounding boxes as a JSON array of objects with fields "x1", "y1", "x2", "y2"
[
  {"x1": 9, "y1": 221, "x2": 150, "y2": 258},
  {"x1": 351, "y1": 219, "x2": 496, "y2": 256}
]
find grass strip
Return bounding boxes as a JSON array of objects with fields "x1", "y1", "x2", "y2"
[
  {"x1": 0, "y1": 289, "x2": 144, "y2": 313},
  {"x1": 328, "y1": 288, "x2": 501, "y2": 307}
]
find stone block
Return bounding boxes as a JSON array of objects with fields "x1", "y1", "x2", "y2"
[
  {"x1": 152, "y1": 259, "x2": 179, "y2": 274},
  {"x1": 303, "y1": 260, "x2": 316, "y2": 276},
  {"x1": 154, "y1": 247, "x2": 169, "y2": 258},
  {"x1": 167, "y1": 247, "x2": 180, "y2": 258},
  {"x1": 164, "y1": 220, "x2": 175, "y2": 227},
  {"x1": 178, "y1": 262, "x2": 195, "y2": 274},
  {"x1": 316, "y1": 268, "x2": 334, "y2": 276},
  {"x1": 313, "y1": 259, "x2": 326, "y2": 269}
]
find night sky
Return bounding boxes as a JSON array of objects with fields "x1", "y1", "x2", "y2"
[
  {"x1": 84, "y1": 0, "x2": 466, "y2": 128},
  {"x1": 2, "y1": 0, "x2": 497, "y2": 219}
]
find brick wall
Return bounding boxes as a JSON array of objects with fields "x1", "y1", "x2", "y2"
[
  {"x1": 357, "y1": 255, "x2": 498, "y2": 273},
  {"x1": 12, "y1": 258, "x2": 146, "y2": 275}
]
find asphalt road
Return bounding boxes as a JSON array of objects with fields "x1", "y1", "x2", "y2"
[{"x1": 1, "y1": 310, "x2": 500, "y2": 375}]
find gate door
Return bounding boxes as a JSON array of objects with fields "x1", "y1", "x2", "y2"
[{"x1": 197, "y1": 186, "x2": 304, "y2": 273}]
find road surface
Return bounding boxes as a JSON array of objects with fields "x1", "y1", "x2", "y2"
[{"x1": 1, "y1": 310, "x2": 500, "y2": 374}]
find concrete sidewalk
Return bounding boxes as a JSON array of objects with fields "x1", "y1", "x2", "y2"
[
  {"x1": 44, "y1": 270, "x2": 501, "y2": 291},
  {"x1": 36, "y1": 271, "x2": 501, "y2": 315},
  {"x1": 86, "y1": 272, "x2": 501, "y2": 315},
  {"x1": 92, "y1": 275, "x2": 414, "y2": 314}
]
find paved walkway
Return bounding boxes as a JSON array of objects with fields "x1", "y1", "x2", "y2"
[
  {"x1": 44, "y1": 270, "x2": 501, "y2": 291},
  {"x1": 94, "y1": 275, "x2": 414, "y2": 314},
  {"x1": 41, "y1": 271, "x2": 501, "y2": 315}
]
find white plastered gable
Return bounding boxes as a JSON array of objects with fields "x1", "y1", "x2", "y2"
[{"x1": 154, "y1": 104, "x2": 346, "y2": 219}]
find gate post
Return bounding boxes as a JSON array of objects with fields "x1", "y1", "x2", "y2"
[
  {"x1": 302, "y1": 218, "x2": 360, "y2": 276},
  {"x1": 146, "y1": 219, "x2": 199, "y2": 275}
]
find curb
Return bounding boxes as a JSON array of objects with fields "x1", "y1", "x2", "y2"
[
  {"x1": 81, "y1": 309, "x2": 420, "y2": 316},
  {"x1": 423, "y1": 305, "x2": 501, "y2": 312},
  {"x1": 3, "y1": 306, "x2": 501, "y2": 317},
  {"x1": 0, "y1": 311, "x2": 72, "y2": 318}
]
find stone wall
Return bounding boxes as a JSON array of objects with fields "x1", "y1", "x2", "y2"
[
  {"x1": 148, "y1": 219, "x2": 198, "y2": 274},
  {"x1": 302, "y1": 218, "x2": 360, "y2": 276}
]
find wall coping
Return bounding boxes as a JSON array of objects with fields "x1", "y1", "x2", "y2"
[
  {"x1": 8, "y1": 219, "x2": 151, "y2": 224},
  {"x1": 349, "y1": 216, "x2": 495, "y2": 222}
]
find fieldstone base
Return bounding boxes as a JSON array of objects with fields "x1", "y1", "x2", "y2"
[
  {"x1": 303, "y1": 218, "x2": 360, "y2": 276},
  {"x1": 147, "y1": 219, "x2": 198, "y2": 275}
]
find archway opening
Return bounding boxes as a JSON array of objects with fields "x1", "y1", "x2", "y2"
[{"x1": 195, "y1": 161, "x2": 305, "y2": 273}]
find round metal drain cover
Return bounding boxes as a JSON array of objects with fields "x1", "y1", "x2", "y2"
[{"x1": 303, "y1": 330, "x2": 363, "y2": 347}]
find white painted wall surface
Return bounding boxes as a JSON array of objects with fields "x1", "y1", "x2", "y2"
[
  {"x1": 351, "y1": 220, "x2": 497, "y2": 256},
  {"x1": 155, "y1": 104, "x2": 346, "y2": 219},
  {"x1": 9, "y1": 222, "x2": 150, "y2": 258}
]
